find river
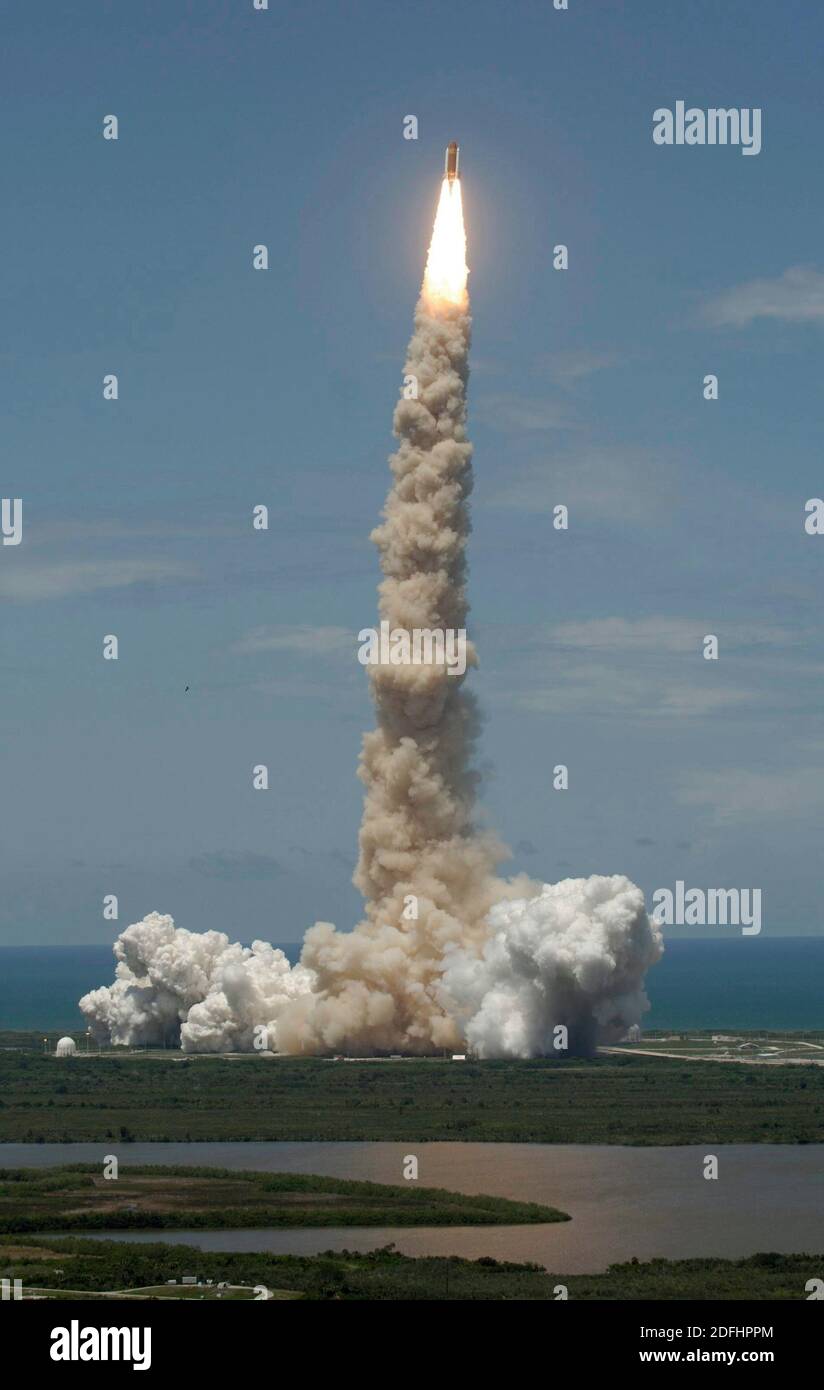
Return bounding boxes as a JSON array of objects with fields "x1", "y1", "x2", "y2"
[{"x1": 5, "y1": 1141, "x2": 823, "y2": 1273}]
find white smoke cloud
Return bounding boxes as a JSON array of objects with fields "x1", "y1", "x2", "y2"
[
  {"x1": 80, "y1": 913, "x2": 316, "y2": 1052},
  {"x1": 79, "y1": 187, "x2": 663, "y2": 1060},
  {"x1": 441, "y1": 876, "x2": 663, "y2": 1059},
  {"x1": 80, "y1": 875, "x2": 661, "y2": 1059}
]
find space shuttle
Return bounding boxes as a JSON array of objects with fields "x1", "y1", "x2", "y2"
[{"x1": 444, "y1": 141, "x2": 460, "y2": 181}]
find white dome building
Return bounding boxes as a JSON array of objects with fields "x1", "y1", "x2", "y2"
[{"x1": 55, "y1": 1036, "x2": 77, "y2": 1057}]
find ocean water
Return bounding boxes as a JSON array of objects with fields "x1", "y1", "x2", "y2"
[
  {"x1": 0, "y1": 937, "x2": 821, "y2": 1034},
  {"x1": 645, "y1": 936, "x2": 823, "y2": 1031}
]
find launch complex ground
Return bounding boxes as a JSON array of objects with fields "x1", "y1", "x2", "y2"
[
  {"x1": 1, "y1": 1031, "x2": 822, "y2": 1145},
  {"x1": 14, "y1": 1029, "x2": 824, "y2": 1068},
  {"x1": 2, "y1": 1033, "x2": 821, "y2": 1303}
]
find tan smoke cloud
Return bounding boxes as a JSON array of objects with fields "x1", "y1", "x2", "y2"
[
  {"x1": 80, "y1": 183, "x2": 662, "y2": 1059},
  {"x1": 274, "y1": 289, "x2": 523, "y2": 1055}
]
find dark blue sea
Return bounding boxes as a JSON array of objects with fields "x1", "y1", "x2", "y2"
[{"x1": 0, "y1": 938, "x2": 821, "y2": 1033}]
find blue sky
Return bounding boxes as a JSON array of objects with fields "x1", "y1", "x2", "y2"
[{"x1": 2, "y1": 0, "x2": 823, "y2": 945}]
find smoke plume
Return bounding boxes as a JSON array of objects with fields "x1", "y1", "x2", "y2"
[
  {"x1": 80, "y1": 178, "x2": 662, "y2": 1057},
  {"x1": 442, "y1": 876, "x2": 662, "y2": 1059}
]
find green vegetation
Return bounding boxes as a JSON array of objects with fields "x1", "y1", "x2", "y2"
[
  {"x1": 0, "y1": 1048, "x2": 822, "y2": 1143},
  {"x1": 1, "y1": 1236, "x2": 820, "y2": 1300},
  {"x1": 0, "y1": 1164, "x2": 566, "y2": 1234}
]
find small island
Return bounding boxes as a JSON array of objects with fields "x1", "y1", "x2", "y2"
[{"x1": 0, "y1": 1165, "x2": 569, "y2": 1235}]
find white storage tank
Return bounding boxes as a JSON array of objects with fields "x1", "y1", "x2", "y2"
[{"x1": 55, "y1": 1036, "x2": 77, "y2": 1057}]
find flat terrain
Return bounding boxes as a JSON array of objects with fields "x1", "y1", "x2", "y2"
[
  {"x1": 608, "y1": 1033, "x2": 824, "y2": 1064},
  {"x1": 15, "y1": 1283, "x2": 295, "y2": 1301},
  {"x1": 0, "y1": 1164, "x2": 566, "y2": 1234},
  {"x1": 0, "y1": 1043, "x2": 822, "y2": 1143},
  {"x1": 2, "y1": 1236, "x2": 821, "y2": 1300}
]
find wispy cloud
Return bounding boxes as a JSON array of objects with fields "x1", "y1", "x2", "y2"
[
  {"x1": 288, "y1": 844, "x2": 353, "y2": 869},
  {"x1": 548, "y1": 617, "x2": 793, "y2": 653},
  {"x1": 702, "y1": 266, "x2": 824, "y2": 327},
  {"x1": 251, "y1": 675, "x2": 361, "y2": 701},
  {"x1": 30, "y1": 519, "x2": 242, "y2": 544},
  {"x1": 541, "y1": 349, "x2": 621, "y2": 386},
  {"x1": 233, "y1": 625, "x2": 353, "y2": 657},
  {"x1": 189, "y1": 850, "x2": 284, "y2": 881},
  {"x1": 483, "y1": 616, "x2": 805, "y2": 721},
  {"x1": 0, "y1": 558, "x2": 198, "y2": 602},
  {"x1": 475, "y1": 392, "x2": 574, "y2": 432},
  {"x1": 512, "y1": 664, "x2": 757, "y2": 719},
  {"x1": 489, "y1": 445, "x2": 677, "y2": 524},
  {"x1": 677, "y1": 766, "x2": 824, "y2": 824}
]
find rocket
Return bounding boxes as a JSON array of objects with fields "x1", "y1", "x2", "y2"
[{"x1": 444, "y1": 141, "x2": 460, "y2": 181}]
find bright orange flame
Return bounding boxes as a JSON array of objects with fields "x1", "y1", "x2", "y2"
[{"x1": 423, "y1": 178, "x2": 468, "y2": 308}]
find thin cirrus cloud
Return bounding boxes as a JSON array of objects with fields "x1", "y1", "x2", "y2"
[
  {"x1": 475, "y1": 392, "x2": 575, "y2": 432},
  {"x1": 236, "y1": 626, "x2": 364, "y2": 704},
  {"x1": 677, "y1": 766, "x2": 824, "y2": 824},
  {"x1": 189, "y1": 850, "x2": 284, "y2": 881},
  {"x1": 31, "y1": 519, "x2": 241, "y2": 543},
  {"x1": 702, "y1": 265, "x2": 824, "y2": 327},
  {"x1": 540, "y1": 349, "x2": 621, "y2": 386},
  {"x1": 547, "y1": 617, "x2": 793, "y2": 653},
  {"x1": 488, "y1": 446, "x2": 678, "y2": 524},
  {"x1": 233, "y1": 624, "x2": 354, "y2": 657},
  {"x1": 0, "y1": 557, "x2": 199, "y2": 602},
  {"x1": 486, "y1": 616, "x2": 800, "y2": 720},
  {"x1": 511, "y1": 665, "x2": 758, "y2": 719}
]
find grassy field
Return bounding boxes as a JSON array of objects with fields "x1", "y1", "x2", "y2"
[
  {"x1": 0, "y1": 1048, "x2": 822, "y2": 1143},
  {"x1": 2, "y1": 1235, "x2": 821, "y2": 1300},
  {"x1": 0, "y1": 1164, "x2": 567, "y2": 1234}
]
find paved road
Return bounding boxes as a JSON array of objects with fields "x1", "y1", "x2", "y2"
[{"x1": 601, "y1": 1046, "x2": 824, "y2": 1066}]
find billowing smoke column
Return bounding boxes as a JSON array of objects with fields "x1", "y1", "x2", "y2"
[
  {"x1": 288, "y1": 175, "x2": 515, "y2": 1054},
  {"x1": 80, "y1": 164, "x2": 662, "y2": 1058},
  {"x1": 442, "y1": 876, "x2": 662, "y2": 1059},
  {"x1": 79, "y1": 914, "x2": 316, "y2": 1054}
]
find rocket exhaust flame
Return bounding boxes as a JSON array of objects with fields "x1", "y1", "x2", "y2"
[
  {"x1": 423, "y1": 175, "x2": 468, "y2": 308},
  {"x1": 80, "y1": 148, "x2": 662, "y2": 1059}
]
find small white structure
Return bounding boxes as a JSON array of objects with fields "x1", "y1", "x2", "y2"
[
  {"x1": 55, "y1": 1036, "x2": 77, "y2": 1057},
  {"x1": 451, "y1": 1054, "x2": 466, "y2": 1061},
  {"x1": 625, "y1": 1025, "x2": 642, "y2": 1043}
]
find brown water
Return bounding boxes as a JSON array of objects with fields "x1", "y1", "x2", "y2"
[{"x1": 6, "y1": 1141, "x2": 823, "y2": 1273}]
